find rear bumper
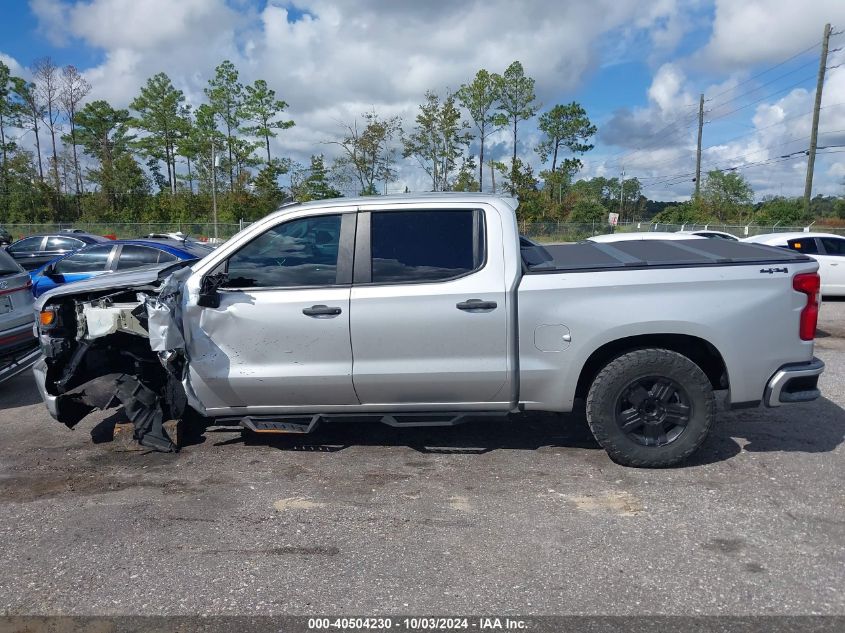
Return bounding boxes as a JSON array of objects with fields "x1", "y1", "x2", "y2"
[
  {"x1": 0, "y1": 320, "x2": 36, "y2": 355},
  {"x1": 763, "y1": 357, "x2": 825, "y2": 407}
]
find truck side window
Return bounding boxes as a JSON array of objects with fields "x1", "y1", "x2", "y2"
[
  {"x1": 370, "y1": 210, "x2": 484, "y2": 283},
  {"x1": 787, "y1": 238, "x2": 818, "y2": 254},
  {"x1": 223, "y1": 214, "x2": 342, "y2": 288}
]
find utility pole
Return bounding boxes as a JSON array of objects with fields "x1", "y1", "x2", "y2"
[
  {"x1": 618, "y1": 169, "x2": 625, "y2": 220},
  {"x1": 695, "y1": 93, "x2": 704, "y2": 199},
  {"x1": 211, "y1": 143, "x2": 218, "y2": 241},
  {"x1": 804, "y1": 22, "x2": 832, "y2": 215}
]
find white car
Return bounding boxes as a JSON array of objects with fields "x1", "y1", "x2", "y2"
[
  {"x1": 588, "y1": 231, "x2": 705, "y2": 243},
  {"x1": 677, "y1": 230, "x2": 739, "y2": 241},
  {"x1": 743, "y1": 232, "x2": 845, "y2": 296}
]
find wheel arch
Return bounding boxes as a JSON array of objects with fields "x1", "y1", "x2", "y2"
[{"x1": 574, "y1": 334, "x2": 729, "y2": 401}]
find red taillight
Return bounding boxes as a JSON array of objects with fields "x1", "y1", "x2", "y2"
[
  {"x1": 793, "y1": 272, "x2": 820, "y2": 341},
  {"x1": 0, "y1": 278, "x2": 32, "y2": 295}
]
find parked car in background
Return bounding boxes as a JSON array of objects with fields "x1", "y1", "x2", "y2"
[
  {"x1": 677, "y1": 230, "x2": 739, "y2": 241},
  {"x1": 0, "y1": 248, "x2": 38, "y2": 384},
  {"x1": 5, "y1": 232, "x2": 109, "y2": 271},
  {"x1": 743, "y1": 232, "x2": 845, "y2": 296},
  {"x1": 0, "y1": 227, "x2": 12, "y2": 246},
  {"x1": 30, "y1": 238, "x2": 214, "y2": 298},
  {"x1": 146, "y1": 232, "x2": 190, "y2": 241},
  {"x1": 587, "y1": 231, "x2": 706, "y2": 243}
]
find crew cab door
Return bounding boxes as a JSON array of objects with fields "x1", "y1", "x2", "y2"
[
  {"x1": 185, "y1": 210, "x2": 359, "y2": 413},
  {"x1": 349, "y1": 205, "x2": 510, "y2": 407},
  {"x1": 817, "y1": 237, "x2": 845, "y2": 295},
  {"x1": 787, "y1": 237, "x2": 844, "y2": 295}
]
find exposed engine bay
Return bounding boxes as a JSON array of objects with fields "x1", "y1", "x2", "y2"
[{"x1": 37, "y1": 268, "x2": 194, "y2": 452}]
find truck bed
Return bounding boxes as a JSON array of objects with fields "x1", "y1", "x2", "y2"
[{"x1": 524, "y1": 239, "x2": 813, "y2": 273}]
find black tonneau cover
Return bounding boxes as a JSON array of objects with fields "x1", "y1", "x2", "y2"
[{"x1": 525, "y1": 239, "x2": 813, "y2": 273}]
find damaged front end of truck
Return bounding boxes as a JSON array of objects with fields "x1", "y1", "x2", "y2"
[{"x1": 34, "y1": 265, "x2": 198, "y2": 452}]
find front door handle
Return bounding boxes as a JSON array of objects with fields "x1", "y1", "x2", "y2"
[
  {"x1": 302, "y1": 304, "x2": 342, "y2": 317},
  {"x1": 456, "y1": 299, "x2": 498, "y2": 311}
]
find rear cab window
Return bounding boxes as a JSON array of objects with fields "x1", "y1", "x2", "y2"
[{"x1": 368, "y1": 209, "x2": 485, "y2": 283}]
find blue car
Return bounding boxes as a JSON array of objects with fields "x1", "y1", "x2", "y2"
[{"x1": 30, "y1": 238, "x2": 214, "y2": 297}]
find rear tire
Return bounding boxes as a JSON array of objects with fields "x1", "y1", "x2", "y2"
[{"x1": 585, "y1": 348, "x2": 715, "y2": 467}]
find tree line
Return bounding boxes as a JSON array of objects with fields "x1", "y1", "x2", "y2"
[{"x1": 0, "y1": 56, "x2": 842, "y2": 230}]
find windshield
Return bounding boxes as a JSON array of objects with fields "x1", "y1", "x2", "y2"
[{"x1": 0, "y1": 249, "x2": 22, "y2": 275}]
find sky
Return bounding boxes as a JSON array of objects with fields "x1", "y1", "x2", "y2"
[{"x1": 1, "y1": 0, "x2": 845, "y2": 201}]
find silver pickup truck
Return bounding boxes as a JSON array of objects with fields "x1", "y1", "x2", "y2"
[{"x1": 32, "y1": 193, "x2": 824, "y2": 467}]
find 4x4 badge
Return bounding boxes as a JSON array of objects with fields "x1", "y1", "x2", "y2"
[{"x1": 760, "y1": 267, "x2": 788, "y2": 274}]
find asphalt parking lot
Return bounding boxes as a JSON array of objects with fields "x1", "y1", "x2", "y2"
[{"x1": 0, "y1": 304, "x2": 844, "y2": 617}]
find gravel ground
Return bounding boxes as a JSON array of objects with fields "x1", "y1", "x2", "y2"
[{"x1": 0, "y1": 302, "x2": 843, "y2": 617}]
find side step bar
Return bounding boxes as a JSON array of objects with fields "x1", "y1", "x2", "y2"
[
  {"x1": 241, "y1": 415, "x2": 323, "y2": 434},
  {"x1": 237, "y1": 412, "x2": 507, "y2": 434}
]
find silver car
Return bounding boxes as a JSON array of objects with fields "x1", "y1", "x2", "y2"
[{"x1": 0, "y1": 249, "x2": 38, "y2": 383}]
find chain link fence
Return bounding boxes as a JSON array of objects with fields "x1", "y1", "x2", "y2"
[
  {"x1": 3, "y1": 219, "x2": 844, "y2": 244},
  {"x1": 0, "y1": 222, "x2": 246, "y2": 242},
  {"x1": 519, "y1": 221, "x2": 845, "y2": 242}
]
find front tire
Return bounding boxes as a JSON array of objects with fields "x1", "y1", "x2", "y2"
[{"x1": 585, "y1": 348, "x2": 715, "y2": 467}]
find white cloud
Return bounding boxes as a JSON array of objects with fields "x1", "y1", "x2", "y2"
[
  {"x1": 0, "y1": 53, "x2": 27, "y2": 79},
  {"x1": 701, "y1": 0, "x2": 843, "y2": 69},
  {"x1": 595, "y1": 14, "x2": 845, "y2": 202},
  {"x1": 20, "y1": 0, "x2": 845, "y2": 199},
  {"x1": 25, "y1": 0, "x2": 687, "y2": 192}
]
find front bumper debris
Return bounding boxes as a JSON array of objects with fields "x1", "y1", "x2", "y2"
[
  {"x1": 33, "y1": 359, "x2": 180, "y2": 452},
  {"x1": 763, "y1": 357, "x2": 825, "y2": 407}
]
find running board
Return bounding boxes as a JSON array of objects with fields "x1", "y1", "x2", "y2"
[
  {"x1": 240, "y1": 415, "x2": 322, "y2": 434},
  {"x1": 237, "y1": 412, "x2": 505, "y2": 434},
  {"x1": 380, "y1": 413, "x2": 477, "y2": 427}
]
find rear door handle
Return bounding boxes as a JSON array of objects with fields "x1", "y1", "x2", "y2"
[
  {"x1": 456, "y1": 299, "x2": 498, "y2": 311},
  {"x1": 302, "y1": 304, "x2": 342, "y2": 317}
]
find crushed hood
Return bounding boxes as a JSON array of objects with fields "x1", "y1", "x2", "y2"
[{"x1": 35, "y1": 261, "x2": 195, "y2": 310}]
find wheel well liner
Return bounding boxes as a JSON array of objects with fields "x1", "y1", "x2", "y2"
[{"x1": 574, "y1": 334, "x2": 728, "y2": 400}]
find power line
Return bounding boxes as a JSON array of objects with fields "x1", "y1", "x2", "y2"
[
  {"x1": 622, "y1": 103, "x2": 845, "y2": 174},
  {"x1": 605, "y1": 37, "x2": 828, "y2": 169},
  {"x1": 645, "y1": 144, "x2": 845, "y2": 192},
  {"x1": 605, "y1": 108, "x2": 701, "y2": 166},
  {"x1": 646, "y1": 146, "x2": 817, "y2": 188},
  {"x1": 604, "y1": 33, "x2": 836, "y2": 176},
  {"x1": 705, "y1": 40, "x2": 822, "y2": 102},
  {"x1": 637, "y1": 133, "x2": 812, "y2": 182},
  {"x1": 646, "y1": 153, "x2": 805, "y2": 189},
  {"x1": 706, "y1": 73, "x2": 819, "y2": 123},
  {"x1": 706, "y1": 58, "x2": 820, "y2": 112}
]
